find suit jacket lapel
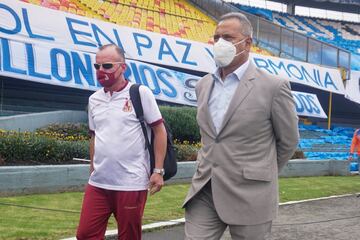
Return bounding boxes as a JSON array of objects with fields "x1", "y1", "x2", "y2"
[
  {"x1": 217, "y1": 63, "x2": 256, "y2": 136},
  {"x1": 200, "y1": 74, "x2": 217, "y2": 138}
]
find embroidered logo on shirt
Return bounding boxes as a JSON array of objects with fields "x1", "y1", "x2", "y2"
[{"x1": 123, "y1": 98, "x2": 133, "y2": 112}]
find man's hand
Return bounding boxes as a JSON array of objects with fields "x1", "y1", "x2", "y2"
[{"x1": 148, "y1": 173, "x2": 164, "y2": 195}]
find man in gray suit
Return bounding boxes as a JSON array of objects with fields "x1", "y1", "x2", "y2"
[{"x1": 183, "y1": 12, "x2": 299, "y2": 240}]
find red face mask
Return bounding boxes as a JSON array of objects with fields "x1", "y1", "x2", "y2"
[{"x1": 96, "y1": 70, "x2": 118, "y2": 88}]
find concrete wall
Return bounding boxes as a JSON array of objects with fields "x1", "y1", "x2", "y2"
[
  {"x1": 0, "y1": 165, "x2": 89, "y2": 196},
  {"x1": 280, "y1": 159, "x2": 349, "y2": 177},
  {"x1": 0, "y1": 160, "x2": 350, "y2": 196},
  {"x1": 0, "y1": 110, "x2": 87, "y2": 132}
]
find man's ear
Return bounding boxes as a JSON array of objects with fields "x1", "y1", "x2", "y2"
[
  {"x1": 245, "y1": 37, "x2": 253, "y2": 50},
  {"x1": 121, "y1": 63, "x2": 127, "y2": 71}
]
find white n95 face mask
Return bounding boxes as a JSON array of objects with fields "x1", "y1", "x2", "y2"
[{"x1": 213, "y1": 38, "x2": 247, "y2": 67}]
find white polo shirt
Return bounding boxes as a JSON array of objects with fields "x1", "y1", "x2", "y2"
[{"x1": 88, "y1": 82, "x2": 163, "y2": 191}]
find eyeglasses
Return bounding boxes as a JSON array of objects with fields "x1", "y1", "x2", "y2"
[{"x1": 93, "y1": 62, "x2": 123, "y2": 70}]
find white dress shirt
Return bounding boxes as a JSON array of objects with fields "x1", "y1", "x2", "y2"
[{"x1": 209, "y1": 60, "x2": 250, "y2": 133}]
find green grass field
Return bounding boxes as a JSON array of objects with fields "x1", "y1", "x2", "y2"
[{"x1": 0, "y1": 176, "x2": 359, "y2": 239}]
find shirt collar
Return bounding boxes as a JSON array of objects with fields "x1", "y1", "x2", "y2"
[
  {"x1": 103, "y1": 80, "x2": 129, "y2": 93},
  {"x1": 213, "y1": 59, "x2": 250, "y2": 82}
]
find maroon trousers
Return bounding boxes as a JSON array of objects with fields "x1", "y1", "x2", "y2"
[{"x1": 76, "y1": 184, "x2": 147, "y2": 240}]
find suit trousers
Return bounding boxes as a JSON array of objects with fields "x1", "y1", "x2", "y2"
[
  {"x1": 76, "y1": 184, "x2": 147, "y2": 240},
  {"x1": 185, "y1": 181, "x2": 272, "y2": 240}
]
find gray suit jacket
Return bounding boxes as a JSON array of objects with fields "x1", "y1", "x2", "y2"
[{"x1": 183, "y1": 62, "x2": 299, "y2": 225}]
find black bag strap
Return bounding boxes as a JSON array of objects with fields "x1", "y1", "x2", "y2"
[{"x1": 129, "y1": 84, "x2": 151, "y2": 151}]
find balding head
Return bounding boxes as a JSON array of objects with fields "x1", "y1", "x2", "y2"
[
  {"x1": 219, "y1": 12, "x2": 253, "y2": 38},
  {"x1": 98, "y1": 44, "x2": 126, "y2": 62}
]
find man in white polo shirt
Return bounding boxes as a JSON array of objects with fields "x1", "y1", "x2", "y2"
[{"x1": 76, "y1": 44, "x2": 167, "y2": 240}]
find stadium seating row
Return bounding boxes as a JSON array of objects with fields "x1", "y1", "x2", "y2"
[
  {"x1": 273, "y1": 12, "x2": 360, "y2": 54},
  {"x1": 232, "y1": 4, "x2": 360, "y2": 57},
  {"x1": 233, "y1": 4, "x2": 360, "y2": 53},
  {"x1": 299, "y1": 124, "x2": 354, "y2": 160},
  {"x1": 21, "y1": 0, "x2": 216, "y2": 43},
  {"x1": 232, "y1": 3, "x2": 360, "y2": 70},
  {"x1": 20, "y1": 0, "x2": 272, "y2": 56}
]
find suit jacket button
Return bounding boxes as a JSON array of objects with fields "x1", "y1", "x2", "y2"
[
  {"x1": 213, "y1": 163, "x2": 218, "y2": 167},
  {"x1": 215, "y1": 139, "x2": 219, "y2": 143}
]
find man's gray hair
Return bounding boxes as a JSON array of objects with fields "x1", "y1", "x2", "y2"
[
  {"x1": 219, "y1": 12, "x2": 253, "y2": 37},
  {"x1": 99, "y1": 44, "x2": 126, "y2": 61}
]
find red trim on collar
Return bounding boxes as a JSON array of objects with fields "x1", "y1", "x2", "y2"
[{"x1": 103, "y1": 80, "x2": 129, "y2": 93}]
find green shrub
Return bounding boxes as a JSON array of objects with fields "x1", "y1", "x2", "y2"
[
  {"x1": 35, "y1": 107, "x2": 200, "y2": 143},
  {"x1": 160, "y1": 106, "x2": 200, "y2": 143},
  {"x1": 0, "y1": 129, "x2": 201, "y2": 164},
  {"x1": 175, "y1": 144, "x2": 199, "y2": 162},
  {"x1": 53, "y1": 140, "x2": 89, "y2": 163},
  {"x1": 36, "y1": 123, "x2": 89, "y2": 141},
  {"x1": 0, "y1": 126, "x2": 304, "y2": 165},
  {"x1": 291, "y1": 149, "x2": 305, "y2": 159},
  {"x1": 0, "y1": 131, "x2": 89, "y2": 164}
]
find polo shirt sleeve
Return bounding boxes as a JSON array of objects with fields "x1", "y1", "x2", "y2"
[
  {"x1": 88, "y1": 101, "x2": 95, "y2": 133},
  {"x1": 139, "y1": 86, "x2": 163, "y2": 127}
]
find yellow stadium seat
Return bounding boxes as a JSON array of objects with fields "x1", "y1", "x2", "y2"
[
  {"x1": 59, "y1": 6, "x2": 68, "y2": 11},
  {"x1": 29, "y1": 0, "x2": 41, "y2": 4},
  {"x1": 77, "y1": 9, "x2": 86, "y2": 16},
  {"x1": 68, "y1": 7, "x2": 77, "y2": 14}
]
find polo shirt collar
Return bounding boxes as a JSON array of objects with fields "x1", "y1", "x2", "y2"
[{"x1": 103, "y1": 80, "x2": 129, "y2": 93}]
